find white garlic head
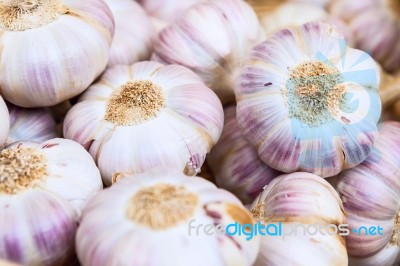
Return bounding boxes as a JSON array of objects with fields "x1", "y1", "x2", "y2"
[
  {"x1": 330, "y1": 0, "x2": 400, "y2": 72},
  {"x1": 0, "y1": 139, "x2": 102, "y2": 265},
  {"x1": 208, "y1": 105, "x2": 281, "y2": 204},
  {"x1": 337, "y1": 121, "x2": 400, "y2": 266},
  {"x1": 251, "y1": 172, "x2": 348, "y2": 266},
  {"x1": 235, "y1": 21, "x2": 381, "y2": 178},
  {"x1": 6, "y1": 103, "x2": 57, "y2": 145},
  {"x1": 152, "y1": 0, "x2": 265, "y2": 105},
  {"x1": 76, "y1": 168, "x2": 260, "y2": 266},
  {"x1": 64, "y1": 61, "x2": 224, "y2": 186},
  {"x1": 0, "y1": 0, "x2": 115, "y2": 107},
  {"x1": 0, "y1": 96, "x2": 9, "y2": 147},
  {"x1": 103, "y1": 0, "x2": 155, "y2": 67}
]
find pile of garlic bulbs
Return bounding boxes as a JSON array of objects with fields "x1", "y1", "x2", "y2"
[{"x1": 1, "y1": 0, "x2": 400, "y2": 265}]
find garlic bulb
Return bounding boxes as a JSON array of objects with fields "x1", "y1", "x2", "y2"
[
  {"x1": 235, "y1": 21, "x2": 381, "y2": 178},
  {"x1": 0, "y1": 139, "x2": 102, "y2": 265},
  {"x1": 6, "y1": 103, "x2": 57, "y2": 145},
  {"x1": 152, "y1": 0, "x2": 265, "y2": 105},
  {"x1": 251, "y1": 172, "x2": 348, "y2": 266},
  {"x1": 76, "y1": 167, "x2": 260, "y2": 266},
  {"x1": 0, "y1": 96, "x2": 9, "y2": 147},
  {"x1": 103, "y1": 0, "x2": 155, "y2": 67},
  {"x1": 0, "y1": 0, "x2": 115, "y2": 107},
  {"x1": 208, "y1": 105, "x2": 281, "y2": 204},
  {"x1": 337, "y1": 121, "x2": 400, "y2": 266},
  {"x1": 64, "y1": 61, "x2": 224, "y2": 186},
  {"x1": 138, "y1": 0, "x2": 205, "y2": 31},
  {"x1": 330, "y1": 0, "x2": 400, "y2": 72}
]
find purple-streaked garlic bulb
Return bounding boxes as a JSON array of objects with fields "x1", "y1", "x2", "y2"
[
  {"x1": 0, "y1": 139, "x2": 102, "y2": 265},
  {"x1": 6, "y1": 103, "x2": 57, "y2": 145},
  {"x1": 103, "y1": 0, "x2": 155, "y2": 67},
  {"x1": 64, "y1": 61, "x2": 224, "y2": 186},
  {"x1": 0, "y1": 0, "x2": 115, "y2": 107},
  {"x1": 138, "y1": 0, "x2": 205, "y2": 31},
  {"x1": 207, "y1": 105, "x2": 281, "y2": 204},
  {"x1": 251, "y1": 172, "x2": 348, "y2": 266},
  {"x1": 337, "y1": 122, "x2": 400, "y2": 266},
  {"x1": 0, "y1": 96, "x2": 9, "y2": 147},
  {"x1": 235, "y1": 21, "x2": 381, "y2": 178},
  {"x1": 76, "y1": 168, "x2": 260, "y2": 266},
  {"x1": 330, "y1": 0, "x2": 400, "y2": 73},
  {"x1": 153, "y1": 0, "x2": 265, "y2": 105}
]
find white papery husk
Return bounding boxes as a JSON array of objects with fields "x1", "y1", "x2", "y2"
[
  {"x1": 0, "y1": 0, "x2": 115, "y2": 107},
  {"x1": 0, "y1": 139, "x2": 102, "y2": 265},
  {"x1": 63, "y1": 61, "x2": 224, "y2": 186},
  {"x1": 0, "y1": 96, "x2": 9, "y2": 147},
  {"x1": 76, "y1": 167, "x2": 260, "y2": 266}
]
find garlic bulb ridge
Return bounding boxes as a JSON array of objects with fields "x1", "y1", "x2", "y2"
[
  {"x1": 64, "y1": 61, "x2": 224, "y2": 185},
  {"x1": 0, "y1": 96, "x2": 9, "y2": 147},
  {"x1": 0, "y1": 0, "x2": 115, "y2": 107},
  {"x1": 235, "y1": 21, "x2": 381, "y2": 178}
]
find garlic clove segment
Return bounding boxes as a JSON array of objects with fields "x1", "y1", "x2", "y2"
[
  {"x1": 0, "y1": 96, "x2": 9, "y2": 147},
  {"x1": 208, "y1": 105, "x2": 282, "y2": 204},
  {"x1": 337, "y1": 121, "x2": 400, "y2": 266},
  {"x1": 103, "y1": 0, "x2": 155, "y2": 67},
  {"x1": 6, "y1": 103, "x2": 57, "y2": 145},
  {"x1": 0, "y1": 139, "x2": 102, "y2": 265},
  {"x1": 251, "y1": 172, "x2": 348, "y2": 266},
  {"x1": 235, "y1": 21, "x2": 381, "y2": 178},
  {"x1": 152, "y1": 0, "x2": 265, "y2": 105},
  {"x1": 0, "y1": 0, "x2": 115, "y2": 107},
  {"x1": 63, "y1": 61, "x2": 224, "y2": 186},
  {"x1": 330, "y1": 0, "x2": 400, "y2": 72},
  {"x1": 76, "y1": 167, "x2": 260, "y2": 266}
]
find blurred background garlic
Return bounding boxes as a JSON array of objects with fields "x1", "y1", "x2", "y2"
[
  {"x1": 64, "y1": 61, "x2": 224, "y2": 186},
  {"x1": 207, "y1": 105, "x2": 281, "y2": 204},
  {"x1": 0, "y1": 0, "x2": 115, "y2": 107},
  {"x1": 337, "y1": 121, "x2": 400, "y2": 266},
  {"x1": 6, "y1": 103, "x2": 57, "y2": 145},
  {"x1": 0, "y1": 139, "x2": 102, "y2": 265},
  {"x1": 235, "y1": 21, "x2": 381, "y2": 178},
  {"x1": 103, "y1": 0, "x2": 155, "y2": 67},
  {"x1": 76, "y1": 168, "x2": 260, "y2": 266},
  {"x1": 0, "y1": 96, "x2": 9, "y2": 147},
  {"x1": 152, "y1": 0, "x2": 265, "y2": 105},
  {"x1": 137, "y1": 0, "x2": 205, "y2": 31},
  {"x1": 251, "y1": 172, "x2": 348, "y2": 266},
  {"x1": 330, "y1": 0, "x2": 400, "y2": 73}
]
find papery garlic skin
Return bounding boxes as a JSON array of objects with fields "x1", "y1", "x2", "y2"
[
  {"x1": 235, "y1": 21, "x2": 381, "y2": 178},
  {"x1": 64, "y1": 61, "x2": 224, "y2": 186},
  {"x1": 208, "y1": 105, "x2": 281, "y2": 204},
  {"x1": 6, "y1": 103, "x2": 57, "y2": 145},
  {"x1": 76, "y1": 168, "x2": 260, "y2": 266},
  {"x1": 337, "y1": 122, "x2": 400, "y2": 266},
  {"x1": 0, "y1": 139, "x2": 102, "y2": 265},
  {"x1": 153, "y1": 0, "x2": 265, "y2": 105},
  {"x1": 0, "y1": 0, "x2": 115, "y2": 107},
  {"x1": 251, "y1": 172, "x2": 348, "y2": 266},
  {"x1": 330, "y1": 0, "x2": 400, "y2": 72},
  {"x1": 103, "y1": 0, "x2": 155, "y2": 67},
  {"x1": 0, "y1": 96, "x2": 9, "y2": 147}
]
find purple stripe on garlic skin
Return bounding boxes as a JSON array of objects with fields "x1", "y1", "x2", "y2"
[
  {"x1": 6, "y1": 103, "x2": 57, "y2": 145},
  {"x1": 153, "y1": 0, "x2": 265, "y2": 105},
  {"x1": 251, "y1": 172, "x2": 348, "y2": 266},
  {"x1": 64, "y1": 61, "x2": 224, "y2": 186},
  {"x1": 337, "y1": 122, "x2": 400, "y2": 265},
  {"x1": 76, "y1": 168, "x2": 260, "y2": 266},
  {"x1": 0, "y1": 96, "x2": 9, "y2": 147},
  {"x1": 0, "y1": 0, "x2": 115, "y2": 108},
  {"x1": 207, "y1": 105, "x2": 282, "y2": 204},
  {"x1": 103, "y1": 0, "x2": 155, "y2": 67}
]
